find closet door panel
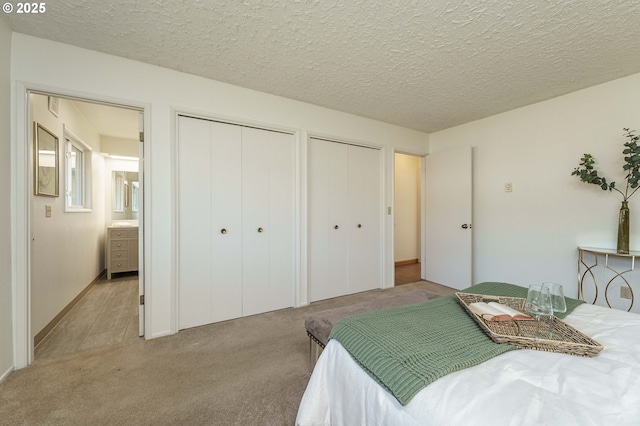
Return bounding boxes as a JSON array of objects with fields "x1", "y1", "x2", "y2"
[
  {"x1": 308, "y1": 138, "x2": 349, "y2": 302},
  {"x1": 210, "y1": 122, "x2": 243, "y2": 322},
  {"x1": 242, "y1": 127, "x2": 272, "y2": 316},
  {"x1": 267, "y1": 131, "x2": 296, "y2": 311},
  {"x1": 177, "y1": 117, "x2": 213, "y2": 329},
  {"x1": 348, "y1": 145, "x2": 382, "y2": 293}
]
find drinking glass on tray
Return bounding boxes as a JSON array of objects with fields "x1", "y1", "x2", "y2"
[
  {"x1": 524, "y1": 284, "x2": 553, "y2": 339},
  {"x1": 544, "y1": 282, "x2": 566, "y2": 338}
]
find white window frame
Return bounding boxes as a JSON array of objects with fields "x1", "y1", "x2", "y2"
[{"x1": 64, "y1": 126, "x2": 92, "y2": 212}]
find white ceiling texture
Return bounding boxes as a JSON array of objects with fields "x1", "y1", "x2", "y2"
[{"x1": 4, "y1": 0, "x2": 640, "y2": 133}]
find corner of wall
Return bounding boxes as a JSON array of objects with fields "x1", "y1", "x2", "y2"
[{"x1": 0, "y1": 18, "x2": 15, "y2": 376}]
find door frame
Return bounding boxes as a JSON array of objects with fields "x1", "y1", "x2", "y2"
[
  {"x1": 13, "y1": 81, "x2": 150, "y2": 368},
  {"x1": 391, "y1": 148, "x2": 428, "y2": 286}
]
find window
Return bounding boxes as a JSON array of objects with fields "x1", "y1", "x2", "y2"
[{"x1": 64, "y1": 128, "x2": 92, "y2": 212}]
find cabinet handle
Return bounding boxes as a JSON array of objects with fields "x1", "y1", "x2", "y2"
[
  {"x1": 334, "y1": 225, "x2": 339, "y2": 230},
  {"x1": 461, "y1": 224, "x2": 469, "y2": 229},
  {"x1": 258, "y1": 227, "x2": 264, "y2": 233},
  {"x1": 117, "y1": 253, "x2": 122, "y2": 257},
  {"x1": 357, "y1": 224, "x2": 362, "y2": 228},
  {"x1": 221, "y1": 228, "x2": 227, "y2": 234}
]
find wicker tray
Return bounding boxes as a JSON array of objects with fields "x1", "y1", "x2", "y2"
[{"x1": 456, "y1": 292, "x2": 603, "y2": 357}]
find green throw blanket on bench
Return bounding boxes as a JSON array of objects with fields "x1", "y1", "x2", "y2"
[{"x1": 328, "y1": 282, "x2": 584, "y2": 406}]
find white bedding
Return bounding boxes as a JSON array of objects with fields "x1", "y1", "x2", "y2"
[{"x1": 296, "y1": 303, "x2": 640, "y2": 426}]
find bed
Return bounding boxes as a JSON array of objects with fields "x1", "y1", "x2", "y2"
[{"x1": 296, "y1": 282, "x2": 640, "y2": 425}]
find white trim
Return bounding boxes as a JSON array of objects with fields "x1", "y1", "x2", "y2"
[
  {"x1": 307, "y1": 131, "x2": 385, "y2": 151},
  {"x1": 13, "y1": 81, "x2": 150, "y2": 368}
]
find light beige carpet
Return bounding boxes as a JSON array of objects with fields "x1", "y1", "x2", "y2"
[{"x1": 0, "y1": 281, "x2": 452, "y2": 425}]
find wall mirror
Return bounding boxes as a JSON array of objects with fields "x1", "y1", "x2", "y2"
[
  {"x1": 34, "y1": 122, "x2": 59, "y2": 197},
  {"x1": 112, "y1": 170, "x2": 139, "y2": 219}
]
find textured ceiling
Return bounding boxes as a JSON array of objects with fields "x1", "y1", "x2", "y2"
[{"x1": 5, "y1": 0, "x2": 640, "y2": 132}]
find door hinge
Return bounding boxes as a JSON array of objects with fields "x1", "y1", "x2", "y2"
[
  {"x1": 139, "y1": 131, "x2": 144, "y2": 143},
  {"x1": 139, "y1": 295, "x2": 145, "y2": 305}
]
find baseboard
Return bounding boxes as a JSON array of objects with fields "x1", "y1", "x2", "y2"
[
  {"x1": 34, "y1": 270, "x2": 106, "y2": 348},
  {"x1": 395, "y1": 259, "x2": 419, "y2": 267},
  {"x1": 0, "y1": 365, "x2": 14, "y2": 384}
]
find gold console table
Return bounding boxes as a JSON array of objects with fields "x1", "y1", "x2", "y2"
[{"x1": 578, "y1": 246, "x2": 638, "y2": 312}]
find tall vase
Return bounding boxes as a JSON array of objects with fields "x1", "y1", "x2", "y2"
[{"x1": 617, "y1": 200, "x2": 630, "y2": 254}]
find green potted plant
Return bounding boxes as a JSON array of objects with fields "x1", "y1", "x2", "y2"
[{"x1": 572, "y1": 128, "x2": 640, "y2": 254}]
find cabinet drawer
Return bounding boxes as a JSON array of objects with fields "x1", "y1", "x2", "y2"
[
  {"x1": 110, "y1": 229, "x2": 138, "y2": 238},
  {"x1": 111, "y1": 240, "x2": 128, "y2": 250},
  {"x1": 110, "y1": 259, "x2": 129, "y2": 272},
  {"x1": 111, "y1": 249, "x2": 128, "y2": 260}
]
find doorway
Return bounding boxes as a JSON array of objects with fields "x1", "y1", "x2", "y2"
[
  {"x1": 28, "y1": 92, "x2": 144, "y2": 360},
  {"x1": 394, "y1": 153, "x2": 423, "y2": 285}
]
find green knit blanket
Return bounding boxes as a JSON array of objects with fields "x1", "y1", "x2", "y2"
[{"x1": 328, "y1": 282, "x2": 584, "y2": 406}]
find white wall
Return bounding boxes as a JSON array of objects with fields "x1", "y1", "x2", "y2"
[
  {"x1": 430, "y1": 72, "x2": 640, "y2": 312},
  {"x1": 30, "y1": 94, "x2": 106, "y2": 336},
  {"x1": 101, "y1": 136, "x2": 138, "y2": 158},
  {"x1": 394, "y1": 153, "x2": 421, "y2": 262},
  {"x1": 11, "y1": 34, "x2": 429, "y2": 343},
  {"x1": 0, "y1": 17, "x2": 14, "y2": 381}
]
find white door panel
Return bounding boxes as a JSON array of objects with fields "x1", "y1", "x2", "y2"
[
  {"x1": 424, "y1": 146, "x2": 472, "y2": 290},
  {"x1": 242, "y1": 127, "x2": 272, "y2": 316},
  {"x1": 347, "y1": 145, "x2": 382, "y2": 293},
  {"x1": 308, "y1": 139, "x2": 349, "y2": 301},
  {"x1": 210, "y1": 122, "x2": 243, "y2": 322},
  {"x1": 178, "y1": 117, "x2": 213, "y2": 329},
  {"x1": 268, "y1": 131, "x2": 296, "y2": 311}
]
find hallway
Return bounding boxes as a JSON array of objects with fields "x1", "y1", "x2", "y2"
[{"x1": 35, "y1": 273, "x2": 140, "y2": 360}]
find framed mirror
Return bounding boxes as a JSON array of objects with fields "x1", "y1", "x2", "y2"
[{"x1": 34, "y1": 122, "x2": 59, "y2": 197}]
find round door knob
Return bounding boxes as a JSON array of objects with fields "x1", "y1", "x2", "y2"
[
  {"x1": 357, "y1": 224, "x2": 362, "y2": 228},
  {"x1": 334, "y1": 225, "x2": 339, "y2": 230},
  {"x1": 258, "y1": 227, "x2": 264, "y2": 233},
  {"x1": 461, "y1": 224, "x2": 469, "y2": 229},
  {"x1": 221, "y1": 228, "x2": 227, "y2": 234}
]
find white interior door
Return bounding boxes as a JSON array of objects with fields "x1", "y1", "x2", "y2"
[
  {"x1": 424, "y1": 146, "x2": 473, "y2": 290},
  {"x1": 308, "y1": 138, "x2": 349, "y2": 302},
  {"x1": 347, "y1": 145, "x2": 382, "y2": 293}
]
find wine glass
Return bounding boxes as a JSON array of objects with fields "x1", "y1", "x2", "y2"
[
  {"x1": 544, "y1": 282, "x2": 566, "y2": 337},
  {"x1": 524, "y1": 284, "x2": 553, "y2": 338}
]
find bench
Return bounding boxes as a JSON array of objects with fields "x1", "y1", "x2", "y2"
[{"x1": 305, "y1": 290, "x2": 440, "y2": 369}]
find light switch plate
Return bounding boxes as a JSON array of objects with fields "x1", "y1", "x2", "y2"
[{"x1": 45, "y1": 205, "x2": 52, "y2": 218}]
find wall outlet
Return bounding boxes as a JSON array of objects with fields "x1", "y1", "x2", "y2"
[
  {"x1": 620, "y1": 286, "x2": 633, "y2": 300},
  {"x1": 504, "y1": 182, "x2": 513, "y2": 192}
]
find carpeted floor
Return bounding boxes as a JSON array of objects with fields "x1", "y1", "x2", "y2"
[{"x1": 0, "y1": 281, "x2": 453, "y2": 425}]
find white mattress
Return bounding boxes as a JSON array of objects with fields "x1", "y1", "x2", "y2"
[{"x1": 296, "y1": 303, "x2": 640, "y2": 426}]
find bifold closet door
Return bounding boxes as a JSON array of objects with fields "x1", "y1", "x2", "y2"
[
  {"x1": 308, "y1": 138, "x2": 350, "y2": 302},
  {"x1": 177, "y1": 117, "x2": 242, "y2": 330},
  {"x1": 347, "y1": 145, "x2": 382, "y2": 293},
  {"x1": 242, "y1": 127, "x2": 295, "y2": 316}
]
